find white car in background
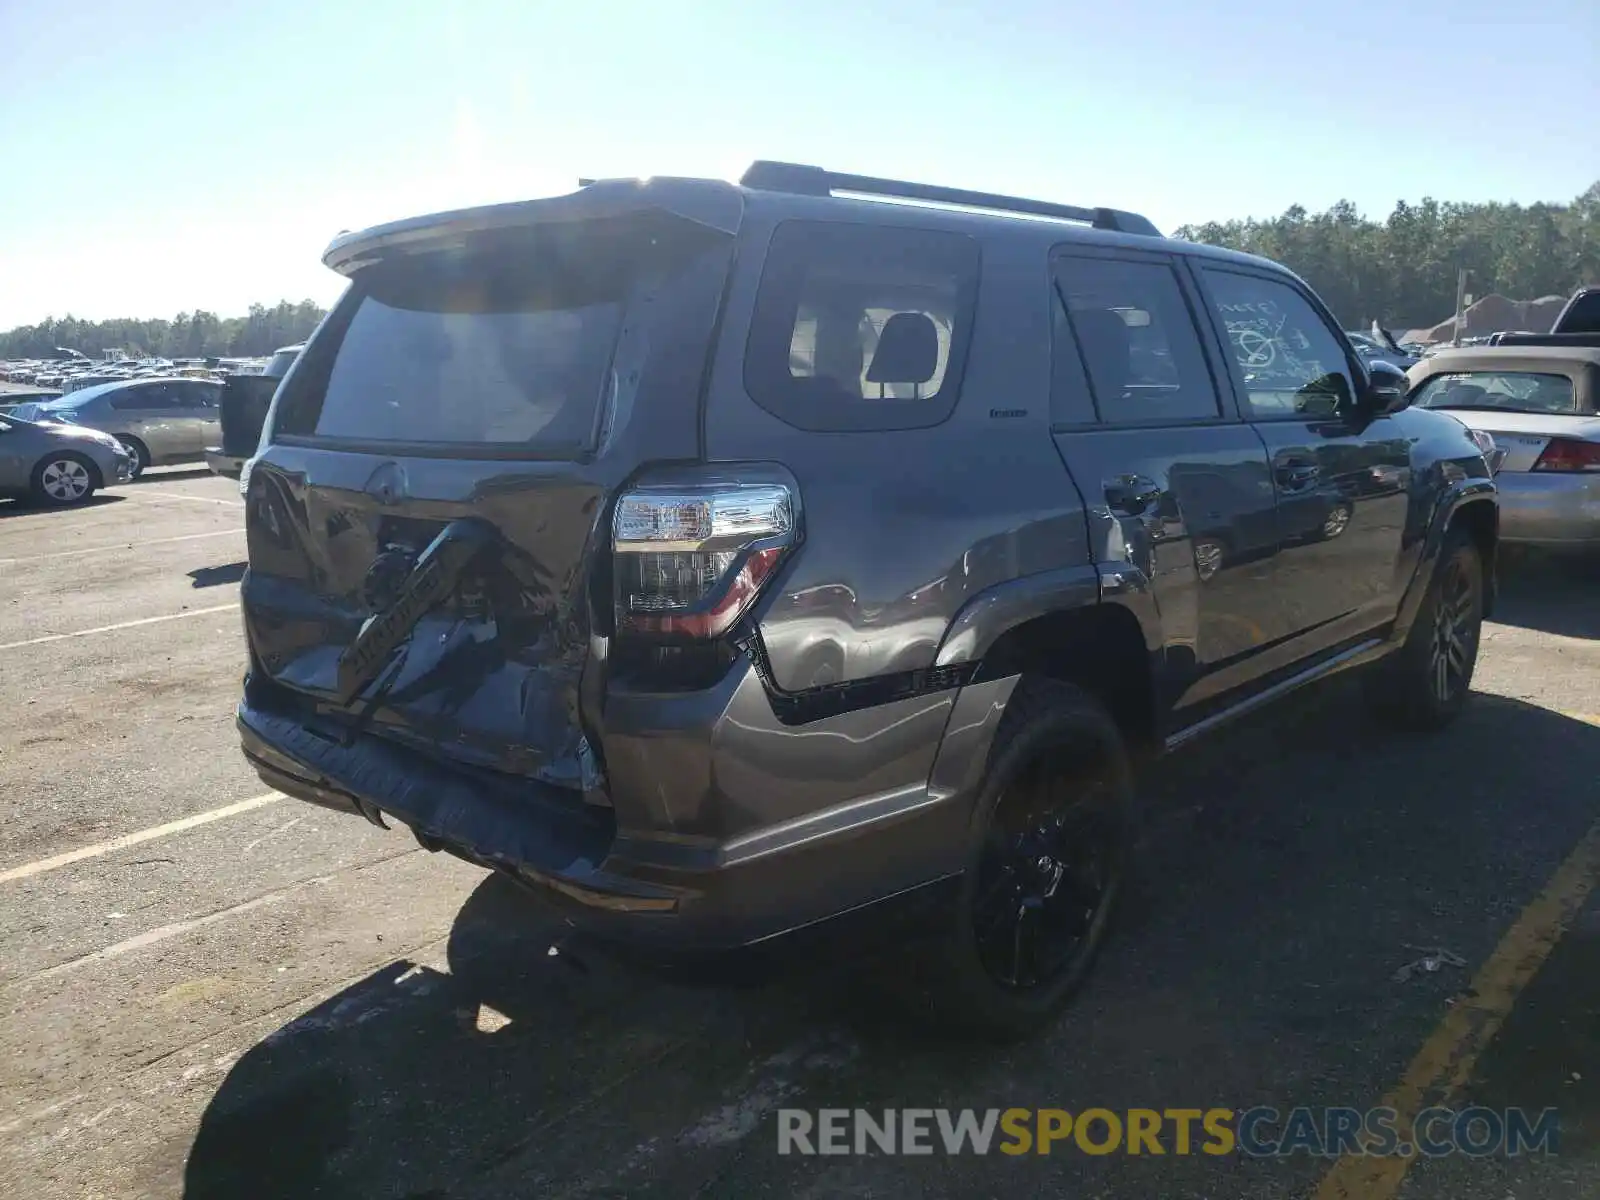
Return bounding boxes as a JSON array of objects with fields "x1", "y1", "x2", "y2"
[{"x1": 1408, "y1": 346, "x2": 1600, "y2": 554}]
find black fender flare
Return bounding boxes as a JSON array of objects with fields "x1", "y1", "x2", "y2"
[
  {"x1": 1395, "y1": 477, "x2": 1498, "y2": 642},
  {"x1": 924, "y1": 563, "x2": 1164, "y2": 818},
  {"x1": 930, "y1": 563, "x2": 1162, "y2": 670}
]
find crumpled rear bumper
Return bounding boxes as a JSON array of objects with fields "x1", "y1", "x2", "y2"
[
  {"x1": 236, "y1": 662, "x2": 1006, "y2": 957},
  {"x1": 237, "y1": 699, "x2": 689, "y2": 922}
]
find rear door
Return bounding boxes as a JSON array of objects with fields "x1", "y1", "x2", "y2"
[
  {"x1": 175, "y1": 380, "x2": 222, "y2": 453},
  {"x1": 1047, "y1": 248, "x2": 1283, "y2": 716},
  {"x1": 242, "y1": 203, "x2": 736, "y2": 789},
  {"x1": 110, "y1": 383, "x2": 184, "y2": 461},
  {"x1": 1194, "y1": 265, "x2": 1411, "y2": 656}
]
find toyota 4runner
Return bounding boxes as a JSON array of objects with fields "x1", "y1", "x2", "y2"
[{"x1": 234, "y1": 162, "x2": 1499, "y2": 1034}]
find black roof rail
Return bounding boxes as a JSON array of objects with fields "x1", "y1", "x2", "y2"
[{"x1": 739, "y1": 160, "x2": 1161, "y2": 237}]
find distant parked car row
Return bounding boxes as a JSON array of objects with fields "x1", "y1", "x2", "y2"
[
  {"x1": 1, "y1": 354, "x2": 269, "y2": 390},
  {"x1": 1345, "y1": 329, "x2": 1426, "y2": 370}
]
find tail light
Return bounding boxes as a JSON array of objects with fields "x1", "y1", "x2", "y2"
[
  {"x1": 1531, "y1": 438, "x2": 1600, "y2": 473},
  {"x1": 612, "y1": 483, "x2": 797, "y2": 640}
]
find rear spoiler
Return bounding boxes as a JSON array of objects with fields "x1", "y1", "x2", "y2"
[{"x1": 322, "y1": 177, "x2": 745, "y2": 276}]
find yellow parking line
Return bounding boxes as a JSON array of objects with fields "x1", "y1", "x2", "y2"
[
  {"x1": 1314, "y1": 808, "x2": 1600, "y2": 1199},
  {"x1": 0, "y1": 793, "x2": 282, "y2": 885}
]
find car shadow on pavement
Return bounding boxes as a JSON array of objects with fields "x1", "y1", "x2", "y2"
[
  {"x1": 0, "y1": 493, "x2": 124, "y2": 518},
  {"x1": 181, "y1": 872, "x2": 915, "y2": 1200},
  {"x1": 181, "y1": 691, "x2": 1600, "y2": 1200},
  {"x1": 188, "y1": 562, "x2": 247, "y2": 588},
  {"x1": 1492, "y1": 555, "x2": 1600, "y2": 640}
]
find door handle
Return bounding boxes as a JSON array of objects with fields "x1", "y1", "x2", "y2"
[{"x1": 1105, "y1": 474, "x2": 1161, "y2": 515}]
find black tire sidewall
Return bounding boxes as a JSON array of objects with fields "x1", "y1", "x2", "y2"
[
  {"x1": 939, "y1": 681, "x2": 1134, "y2": 1036},
  {"x1": 1372, "y1": 530, "x2": 1484, "y2": 728},
  {"x1": 116, "y1": 437, "x2": 148, "y2": 477}
]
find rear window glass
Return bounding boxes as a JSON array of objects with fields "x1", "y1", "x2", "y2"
[
  {"x1": 1413, "y1": 371, "x2": 1576, "y2": 414},
  {"x1": 310, "y1": 262, "x2": 623, "y2": 450},
  {"x1": 263, "y1": 349, "x2": 300, "y2": 378},
  {"x1": 744, "y1": 221, "x2": 979, "y2": 432}
]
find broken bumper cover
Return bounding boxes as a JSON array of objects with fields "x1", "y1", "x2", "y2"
[
  {"x1": 235, "y1": 690, "x2": 954, "y2": 956},
  {"x1": 236, "y1": 699, "x2": 687, "y2": 916}
]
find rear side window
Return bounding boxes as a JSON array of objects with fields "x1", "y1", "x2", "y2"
[
  {"x1": 1053, "y1": 256, "x2": 1221, "y2": 424},
  {"x1": 744, "y1": 221, "x2": 979, "y2": 432},
  {"x1": 111, "y1": 385, "x2": 175, "y2": 410},
  {"x1": 180, "y1": 382, "x2": 221, "y2": 407}
]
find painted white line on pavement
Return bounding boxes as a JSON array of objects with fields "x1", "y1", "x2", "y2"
[
  {"x1": 135, "y1": 490, "x2": 244, "y2": 507},
  {"x1": 31, "y1": 890, "x2": 291, "y2": 982},
  {"x1": 0, "y1": 792, "x2": 281, "y2": 885},
  {"x1": 0, "y1": 602, "x2": 238, "y2": 652},
  {"x1": 0, "y1": 528, "x2": 240, "y2": 565},
  {"x1": 17, "y1": 847, "x2": 424, "y2": 986}
]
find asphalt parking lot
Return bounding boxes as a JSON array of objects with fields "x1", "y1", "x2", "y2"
[{"x1": 1, "y1": 472, "x2": 1597, "y2": 1200}]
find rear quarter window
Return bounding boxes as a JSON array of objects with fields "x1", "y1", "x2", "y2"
[{"x1": 743, "y1": 220, "x2": 980, "y2": 432}]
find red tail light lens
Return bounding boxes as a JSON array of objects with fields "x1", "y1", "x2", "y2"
[
  {"x1": 1531, "y1": 438, "x2": 1600, "y2": 473},
  {"x1": 612, "y1": 484, "x2": 796, "y2": 639}
]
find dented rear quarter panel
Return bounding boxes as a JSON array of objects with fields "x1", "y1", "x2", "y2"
[{"x1": 704, "y1": 196, "x2": 1096, "y2": 697}]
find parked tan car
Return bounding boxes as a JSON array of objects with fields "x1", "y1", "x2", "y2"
[{"x1": 6, "y1": 377, "x2": 222, "y2": 477}]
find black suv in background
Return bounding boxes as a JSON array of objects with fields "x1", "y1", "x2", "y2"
[
  {"x1": 233, "y1": 163, "x2": 1498, "y2": 1035},
  {"x1": 204, "y1": 342, "x2": 303, "y2": 480}
]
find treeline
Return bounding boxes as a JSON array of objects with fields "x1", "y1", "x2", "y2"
[
  {"x1": 1174, "y1": 181, "x2": 1600, "y2": 331},
  {"x1": 0, "y1": 300, "x2": 328, "y2": 360},
  {"x1": 8, "y1": 186, "x2": 1599, "y2": 354}
]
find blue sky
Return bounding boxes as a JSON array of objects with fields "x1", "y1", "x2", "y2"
[{"x1": 1, "y1": 0, "x2": 1595, "y2": 329}]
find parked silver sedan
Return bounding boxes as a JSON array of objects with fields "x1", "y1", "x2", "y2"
[
  {"x1": 1409, "y1": 346, "x2": 1600, "y2": 551},
  {"x1": 7, "y1": 377, "x2": 222, "y2": 478},
  {"x1": 0, "y1": 413, "x2": 134, "y2": 506}
]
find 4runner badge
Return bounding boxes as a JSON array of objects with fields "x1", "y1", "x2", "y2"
[{"x1": 334, "y1": 517, "x2": 500, "y2": 706}]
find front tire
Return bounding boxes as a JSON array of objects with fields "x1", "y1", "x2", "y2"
[
  {"x1": 929, "y1": 678, "x2": 1134, "y2": 1039},
  {"x1": 30, "y1": 452, "x2": 100, "y2": 507},
  {"x1": 1365, "y1": 528, "x2": 1484, "y2": 730},
  {"x1": 115, "y1": 436, "x2": 148, "y2": 479}
]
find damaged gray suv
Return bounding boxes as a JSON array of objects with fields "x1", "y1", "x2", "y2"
[{"x1": 236, "y1": 162, "x2": 1499, "y2": 1034}]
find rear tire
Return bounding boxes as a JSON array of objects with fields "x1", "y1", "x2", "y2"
[
  {"x1": 116, "y1": 436, "x2": 148, "y2": 479},
  {"x1": 1364, "y1": 527, "x2": 1484, "y2": 730},
  {"x1": 926, "y1": 678, "x2": 1134, "y2": 1039},
  {"x1": 30, "y1": 452, "x2": 100, "y2": 507}
]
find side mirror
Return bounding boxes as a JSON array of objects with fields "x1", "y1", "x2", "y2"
[{"x1": 1361, "y1": 360, "x2": 1411, "y2": 415}]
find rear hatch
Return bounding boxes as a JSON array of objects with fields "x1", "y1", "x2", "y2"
[{"x1": 241, "y1": 181, "x2": 741, "y2": 791}]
